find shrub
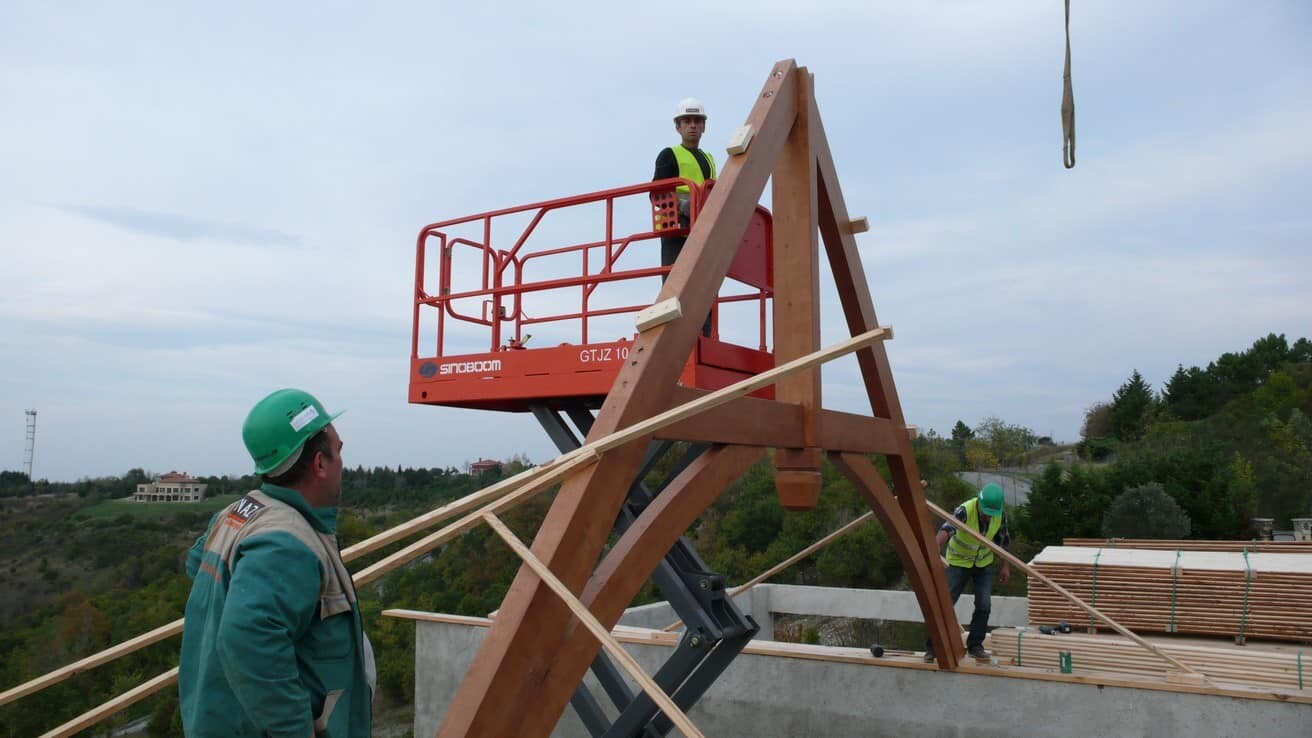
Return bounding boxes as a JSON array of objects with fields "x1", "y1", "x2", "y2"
[{"x1": 1102, "y1": 483, "x2": 1192, "y2": 539}]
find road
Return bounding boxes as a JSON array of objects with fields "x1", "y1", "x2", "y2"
[{"x1": 956, "y1": 471, "x2": 1032, "y2": 507}]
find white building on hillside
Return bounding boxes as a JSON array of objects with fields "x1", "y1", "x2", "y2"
[{"x1": 134, "y1": 471, "x2": 207, "y2": 502}]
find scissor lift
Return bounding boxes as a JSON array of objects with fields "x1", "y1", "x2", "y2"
[{"x1": 410, "y1": 179, "x2": 776, "y2": 736}]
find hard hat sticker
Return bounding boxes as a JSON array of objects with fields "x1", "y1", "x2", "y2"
[{"x1": 290, "y1": 405, "x2": 320, "y2": 432}]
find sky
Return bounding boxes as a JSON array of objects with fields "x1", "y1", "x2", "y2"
[{"x1": 1, "y1": 2, "x2": 1309, "y2": 482}]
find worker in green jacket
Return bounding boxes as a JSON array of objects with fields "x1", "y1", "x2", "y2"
[
  {"x1": 923, "y1": 482, "x2": 1012, "y2": 664},
  {"x1": 179, "y1": 389, "x2": 373, "y2": 737}
]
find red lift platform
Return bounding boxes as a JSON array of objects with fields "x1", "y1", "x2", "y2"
[{"x1": 409, "y1": 179, "x2": 776, "y2": 412}]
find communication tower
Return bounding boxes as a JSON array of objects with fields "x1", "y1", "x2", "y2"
[{"x1": 23, "y1": 409, "x2": 37, "y2": 480}]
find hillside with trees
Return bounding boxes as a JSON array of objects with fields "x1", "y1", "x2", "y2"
[{"x1": 1025, "y1": 333, "x2": 1312, "y2": 542}]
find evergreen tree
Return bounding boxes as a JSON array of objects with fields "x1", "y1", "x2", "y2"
[
  {"x1": 1020, "y1": 462, "x2": 1070, "y2": 544},
  {"x1": 949, "y1": 420, "x2": 973, "y2": 464},
  {"x1": 1162, "y1": 365, "x2": 1215, "y2": 421},
  {"x1": 1109, "y1": 370, "x2": 1156, "y2": 441}
]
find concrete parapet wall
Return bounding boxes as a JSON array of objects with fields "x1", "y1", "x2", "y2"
[
  {"x1": 616, "y1": 584, "x2": 1026, "y2": 640},
  {"x1": 410, "y1": 616, "x2": 1308, "y2": 737},
  {"x1": 616, "y1": 588, "x2": 771, "y2": 631},
  {"x1": 759, "y1": 584, "x2": 1027, "y2": 629}
]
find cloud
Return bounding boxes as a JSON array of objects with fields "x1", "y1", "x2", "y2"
[
  {"x1": 891, "y1": 346, "x2": 1018, "y2": 374},
  {"x1": 7, "y1": 310, "x2": 400, "y2": 353},
  {"x1": 61, "y1": 205, "x2": 302, "y2": 247},
  {"x1": 864, "y1": 103, "x2": 1312, "y2": 271},
  {"x1": 1015, "y1": 108, "x2": 1312, "y2": 234}
]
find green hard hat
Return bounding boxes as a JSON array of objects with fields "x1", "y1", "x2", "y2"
[
  {"x1": 978, "y1": 483, "x2": 1005, "y2": 517},
  {"x1": 242, "y1": 389, "x2": 343, "y2": 476}
]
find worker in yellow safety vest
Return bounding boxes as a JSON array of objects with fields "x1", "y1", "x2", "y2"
[
  {"x1": 653, "y1": 97, "x2": 717, "y2": 263},
  {"x1": 652, "y1": 97, "x2": 717, "y2": 335},
  {"x1": 923, "y1": 483, "x2": 1012, "y2": 663}
]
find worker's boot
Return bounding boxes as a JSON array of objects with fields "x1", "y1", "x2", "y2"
[
  {"x1": 967, "y1": 644, "x2": 991, "y2": 660},
  {"x1": 922, "y1": 649, "x2": 935, "y2": 663}
]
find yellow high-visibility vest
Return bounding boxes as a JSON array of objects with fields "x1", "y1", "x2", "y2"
[
  {"x1": 671, "y1": 145, "x2": 716, "y2": 193},
  {"x1": 945, "y1": 498, "x2": 1003, "y2": 568}
]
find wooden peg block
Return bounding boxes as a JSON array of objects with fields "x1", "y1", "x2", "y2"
[
  {"x1": 776, "y1": 470, "x2": 821, "y2": 511},
  {"x1": 726, "y1": 124, "x2": 755, "y2": 155},
  {"x1": 847, "y1": 217, "x2": 869, "y2": 234},
  {"x1": 635, "y1": 298, "x2": 682, "y2": 332}
]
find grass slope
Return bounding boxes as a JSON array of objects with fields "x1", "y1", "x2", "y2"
[{"x1": 78, "y1": 494, "x2": 241, "y2": 520}]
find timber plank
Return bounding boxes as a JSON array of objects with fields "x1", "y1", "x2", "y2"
[{"x1": 1028, "y1": 546, "x2": 1312, "y2": 642}]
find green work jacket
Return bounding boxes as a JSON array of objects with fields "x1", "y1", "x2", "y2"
[{"x1": 179, "y1": 484, "x2": 371, "y2": 738}]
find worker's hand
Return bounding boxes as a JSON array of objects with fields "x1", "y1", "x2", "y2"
[{"x1": 998, "y1": 563, "x2": 1012, "y2": 585}]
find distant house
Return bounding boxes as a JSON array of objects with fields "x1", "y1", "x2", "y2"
[
  {"x1": 468, "y1": 458, "x2": 502, "y2": 476},
  {"x1": 134, "y1": 471, "x2": 207, "y2": 502}
]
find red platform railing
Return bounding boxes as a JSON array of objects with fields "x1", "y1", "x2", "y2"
[{"x1": 410, "y1": 179, "x2": 774, "y2": 411}]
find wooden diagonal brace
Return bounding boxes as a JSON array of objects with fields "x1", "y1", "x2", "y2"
[{"x1": 482, "y1": 513, "x2": 706, "y2": 738}]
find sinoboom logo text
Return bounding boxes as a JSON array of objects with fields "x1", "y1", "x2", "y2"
[{"x1": 439, "y1": 359, "x2": 503, "y2": 376}]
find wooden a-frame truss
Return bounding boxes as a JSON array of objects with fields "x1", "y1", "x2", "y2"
[{"x1": 436, "y1": 59, "x2": 965, "y2": 737}]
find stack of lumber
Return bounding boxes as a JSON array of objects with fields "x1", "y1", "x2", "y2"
[
  {"x1": 1028, "y1": 546, "x2": 1312, "y2": 643},
  {"x1": 1064, "y1": 538, "x2": 1312, "y2": 553},
  {"x1": 990, "y1": 627, "x2": 1310, "y2": 691}
]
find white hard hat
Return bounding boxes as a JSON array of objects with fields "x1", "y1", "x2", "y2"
[{"x1": 673, "y1": 97, "x2": 708, "y2": 121}]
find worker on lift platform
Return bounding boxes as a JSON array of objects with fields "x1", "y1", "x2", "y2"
[
  {"x1": 653, "y1": 97, "x2": 717, "y2": 272},
  {"x1": 653, "y1": 97, "x2": 717, "y2": 335}
]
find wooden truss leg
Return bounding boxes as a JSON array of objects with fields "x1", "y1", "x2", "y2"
[
  {"x1": 480, "y1": 513, "x2": 709, "y2": 738},
  {"x1": 448, "y1": 445, "x2": 761, "y2": 736},
  {"x1": 527, "y1": 446, "x2": 767, "y2": 730},
  {"x1": 771, "y1": 67, "x2": 823, "y2": 511},
  {"x1": 810, "y1": 97, "x2": 962, "y2": 666},
  {"x1": 582, "y1": 445, "x2": 765, "y2": 620},
  {"x1": 829, "y1": 453, "x2": 961, "y2": 668}
]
